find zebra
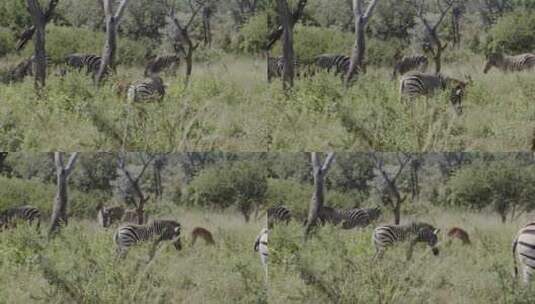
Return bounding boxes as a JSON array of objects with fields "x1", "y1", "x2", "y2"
[
  {"x1": 391, "y1": 54, "x2": 428, "y2": 80},
  {"x1": 512, "y1": 221, "x2": 535, "y2": 285},
  {"x1": 267, "y1": 56, "x2": 312, "y2": 82},
  {"x1": 313, "y1": 54, "x2": 351, "y2": 77},
  {"x1": 338, "y1": 206, "x2": 382, "y2": 230},
  {"x1": 399, "y1": 72, "x2": 469, "y2": 115},
  {"x1": 144, "y1": 54, "x2": 180, "y2": 77},
  {"x1": 0, "y1": 205, "x2": 41, "y2": 230},
  {"x1": 97, "y1": 205, "x2": 125, "y2": 228},
  {"x1": 267, "y1": 206, "x2": 292, "y2": 229},
  {"x1": 372, "y1": 222, "x2": 440, "y2": 261},
  {"x1": 483, "y1": 53, "x2": 535, "y2": 74},
  {"x1": 3, "y1": 55, "x2": 53, "y2": 83},
  {"x1": 254, "y1": 228, "x2": 269, "y2": 281},
  {"x1": 126, "y1": 75, "x2": 166, "y2": 103},
  {"x1": 114, "y1": 219, "x2": 182, "y2": 257},
  {"x1": 65, "y1": 53, "x2": 109, "y2": 77}
]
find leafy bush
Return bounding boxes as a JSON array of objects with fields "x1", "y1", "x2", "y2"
[
  {"x1": 486, "y1": 10, "x2": 535, "y2": 54},
  {"x1": 0, "y1": 27, "x2": 15, "y2": 57},
  {"x1": 236, "y1": 13, "x2": 269, "y2": 54}
]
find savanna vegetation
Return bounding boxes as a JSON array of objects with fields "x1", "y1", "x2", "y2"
[
  {"x1": 268, "y1": 152, "x2": 535, "y2": 303},
  {"x1": 0, "y1": 0, "x2": 534, "y2": 151}
]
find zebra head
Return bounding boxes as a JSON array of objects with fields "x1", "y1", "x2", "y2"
[
  {"x1": 449, "y1": 80, "x2": 467, "y2": 115},
  {"x1": 164, "y1": 221, "x2": 182, "y2": 251},
  {"x1": 428, "y1": 228, "x2": 440, "y2": 256},
  {"x1": 483, "y1": 53, "x2": 503, "y2": 74},
  {"x1": 97, "y1": 207, "x2": 110, "y2": 228}
]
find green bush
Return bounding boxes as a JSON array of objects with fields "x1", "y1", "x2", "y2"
[
  {"x1": 486, "y1": 10, "x2": 535, "y2": 54},
  {"x1": 0, "y1": 27, "x2": 15, "y2": 57},
  {"x1": 236, "y1": 13, "x2": 268, "y2": 54}
]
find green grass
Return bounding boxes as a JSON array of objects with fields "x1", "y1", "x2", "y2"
[
  {"x1": 0, "y1": 206, "x2": 267, "y2": 304},
  {"x1": 1, "y1": 53, "x2": 534, "y2": 151},
  {"x1": 270, "y1": 208, "x2": 535, "y2": 304}
]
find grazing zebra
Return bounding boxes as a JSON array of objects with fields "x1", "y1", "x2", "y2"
[
  {"x1": 267, "y1": 56, "x2": 311, "y2": 82},
  {"x1": 447, "y1": 227, "x2": 471, "y2": 245},
  {"x1": 483, "y1": 53, "x2": 535, "y2": 74},
  {"x1": 372, "y1": 222, "x2": 440, "y2": 261},
  {"x1": 391, "y1": 54, "x2": 428, "y2": 79},
  {"x1": 512, "y1": 221, "x2": 535, "y2": 284},
  {"x1": 191, "y1": 227, "x2": 215, "y2": 246},
  {"x1": 0, "y1": 205, "x2": 41, "y2": 230},
  {"x1": 314, "y1": 54, "x2": 351, "y2": 77},
  {"x1": 114, "y1": 220, "x2": 182, "y2": 257},
  {"x1": 254, "y1": 228, "x2": 269, "y2": 281},
  {"x1": 126, "y1": 75, "x2": 166, "y2": 103},
  {"x1": 267, "y1": 206, "x2": 292, "y2": 229},
  {"x1": 399, "y1": 72, "x2": 469, "y2": 115},
  {"x1": 97, "y1": 205, "x2": 125, "y2": 228},
  {"x1": 144, "y1": 54, "x2": 180, "y2": 77},
  {"x1": 65, "y1": 53, "x2": 108, "y2": 76},
  {"x1": 339, "y1": 206, "x2": 382, "y2": 230}
]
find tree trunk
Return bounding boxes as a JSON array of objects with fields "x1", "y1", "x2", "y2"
[
  {"x1": 278, "y1": 0, "x2": 294, "y2": 91},
  {"x1": 185, "y1": 46, "x2": 193, "y2": 84},
  {"x1": 49, "y1": 153, "x2": 78, "y2": 238},
  {"x1": 202, "y1": 7, "x2": 212, "y2": 47},
  {"x1": 26, "y1": 0, "x2": 47, "y2": 90},
  {"x1": 394, "y1": 199, "x2": 401, "y2": 225},
  {"x1": 346, "y1": 15, "x2": 365, "y2": 85},
  {"x1": 96, "y1": 14, "x2": 117, "y2": 84}
]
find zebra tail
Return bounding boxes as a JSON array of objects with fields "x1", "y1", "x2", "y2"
[{"x1": 513, "y1": 237, "x2": 519, "y2": 278}]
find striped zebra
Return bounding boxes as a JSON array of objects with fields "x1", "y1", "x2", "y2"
[
  {"x1": 512, "y1": 221, "x2": 535, "y2": 285},
  {"x1": 338, "y1": 206, "x2": 382, "y2": 230},
  {"x1": 65, "y1": 53, "x2": 108, "y2": 76},
  {"x1": 267, "y1": 56, "x2": 311, "y2": 82},
  {"x1": 144, "y1": 54, "x2": 180, "y2": 77},
  {"x1": 399, "y1": 72, "x2": 469, "y2": 115},
  {"x1": 126, "y1": 75, "x2": 166, "y2": 103},
  {"x1": 372, "y1": 222, "x2": 440, "y2": 261},
  {"x1": 114, "y1": 220, "x2": 182, "y2": 257},
  {"x1": 391, "y1": 54, "x2": 428, "y2": 79},
  {"x1": 484, "y1": 53, "x2": 535, "y2": 74},
  {"x1": 314, "y1": 54, "x2": 351, "y2": 77},
  {"x1": 267, "y1": 206, "x2": 292, "y2": 229},
  {"x1": 254, "y1": 228, "x2": 269, "y2": 281},
  {"x1": 0, "y1": 205, "x2": 41, "y2": 230},
  {"x1": 97, "y1": 205, "x2": 125, "y2": 228}
]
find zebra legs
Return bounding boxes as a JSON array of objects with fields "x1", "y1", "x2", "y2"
[
  {"x1": 372, "y1": 248, "x2": 385, "y2": 261},
  {"x1": 522, "y1": 267, "x2": 533, "y2": 286}
]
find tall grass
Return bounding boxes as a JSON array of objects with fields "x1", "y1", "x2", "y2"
[
  {"x1": 0, "y1": 206, "x2": 266, "y2": 303},
  {"x1": 270, "y1": 208, "x2": 535, "y2": 304}
]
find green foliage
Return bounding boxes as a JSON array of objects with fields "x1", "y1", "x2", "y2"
[
  {"x1": 0, "y1": 27, "x2": 15, "y2": 57},
  {"x1": 265, "y1": 178, "x2": 312, "y2": 219},
  {"x1": 236, "y1": 13, "x2": 269, "y2": 54},
  {"x1": 0, "y1": 0, "x2": 31, "y2": 31},
  {"x1": 486, "y1": 10, "x2": 535, "y2": 54},
  {"x1": 446, "y1": 159, "x2": 535, "y2": 221},
  {"x1": 369, "y1": 0, "x2": 417, "y2": 42}
]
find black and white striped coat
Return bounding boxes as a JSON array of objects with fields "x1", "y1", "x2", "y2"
[
  {"x1": 65, "y1": 53, "x2": 105, "y2": 76},
  {"x1": 254, "y1": 228, "x2": 268, "y2": 280},
  {"x1": 372, "y1": 222, "x2": 440, "y2": 261},
  {"x1": 399, "y1": 72, "x2": 467, "y2": 114},
  {"x1": 484, "y1": 53, "x2": 535, "y2": 74},
  {"x1": 314, "y1": 54, "x2": 351, "y2": 77},
  {"x1": 127, "y1": 76, "x2": 166, "y2": 103},
  {"x1": 513, "y1": 221, "x2": 535, "y2": 285},
  {"x1": 114, "y1": 220, "x2": 182, "y2": 257},
  {"x1": 338, "y1": 207, "x2": 382, "y2": 229},
  {"x1": 391, "y1": 54, "x2": 428, "y2": 79},
  {"x1": 0, "y1": 205, "x2": 41, "y2": 230},
  {"x1": 267, "y1": 206, "x2": 292, "y2": 229},
  {"x1": 144, "y1": 54, "x2": 180, "y2": 77},
  {"x1": 267, "y1": 56, "x2": 311, "y2": 82}
]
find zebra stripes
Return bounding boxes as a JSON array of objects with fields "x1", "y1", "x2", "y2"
[
  {"x1": 126, "y1": 75, "x2": 166, "y2": 103},
  {"x1": 338, "y1": 206, "x2": 382, "y2": 229},
  {"x1": 0, "y1": 205, "x2": 41, "y2": 230},
  {"x1": 114, "y1": 220, "x2": 182, "y2": 257},
  {"x1": 65, "y1": 53, "x2": 108, "y2": 77},
  {"x1": 484, "y1": 53, "x2": 535, "y2": 74},
  {"x1": 254, "y1": 228, "x2": 269, "y2": 281},
  {"x1": 267, "y1": 56, "x2": 313, "y2": 82},
  {"x1": 144, "y1": 54, "x2": 180, "y2": 77},
  {"x1": 314, "y1": 54, "x2": 351, "y2": 77},
  {"x1": 97, "y1": 205, "x2": 125, "y2": 228},
  {"x1": 391, "y1": 54, "x2": 428, "y2": 79},
  {"x1": 372, "y1": 222, "x2": 440, "y2": 261},
  {"x1": 512, "y1": 221, "x2": 535, "y2": 285},
  {"x1": 267, "y1": 206, "x2": 291, "y2": 229},
  {"x1": 399, "y1": 72, "x2": 467, "y2": 115}
]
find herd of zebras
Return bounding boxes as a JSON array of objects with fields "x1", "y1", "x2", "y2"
[
  {"x1": 2, "y1": 52, "x2": 182, "y2": 103},
  {"x1": 268, "y1": 51, "x2": 535, "y2": 114},
  {"x1": 266, "y1": 205, "x2": 535, "y2": 285}
]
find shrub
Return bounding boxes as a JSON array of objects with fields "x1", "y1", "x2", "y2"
[
  {"x1": 0, "y1": 27, "x2": 15, "y2": 57},
  {"x1": 236, "y1": 13, "x2": 268, "y2": 54},
  {"x1": 486, "y1": 10, "x2": 535, "y2": 54}
]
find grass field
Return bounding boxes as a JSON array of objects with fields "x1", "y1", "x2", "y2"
[
  {"x1": 269, "y1": 207, "x2": 535, "y2": 304},
  {"x1": 0, "y1": 206, "x2": 267, "y2": 304},
  {"x1": 1, "y1": 53, "x2": 534, "y2": 151}
]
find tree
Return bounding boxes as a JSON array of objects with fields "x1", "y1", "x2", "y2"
[
  {"x1": 49, "y1": 152, "x2": 78, "y2": 238},
  {"x1": 304, "y1": 152, "x2": 335, "y2": 240},
  {"x1": 117, "y1": 153, "x2": 154, "y2": 225},
  {"x1": 371, "y1": 153, "x2": 412, "y2": 225},
  {"x1": 412, "y1": 0, "x2": 454, "y2": 73},
  {"x1": 96, "y1": 0, "x2": 129, "y2": 85},
  {"x1": 166, "y1": 0, "x2": 206, "y2": 85},
  {"x1": 277, "y1": 0, "x2": 295, "y2": 90},
  {"x1": 25, "y1": 0, "x2": 59, "y2": 90},
  {"x1": 345, "y1": 0, "x2": 380, "y2": 86},
  {"x1": 201, "y1": 2, "x2": 216, "y2": 47}
]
